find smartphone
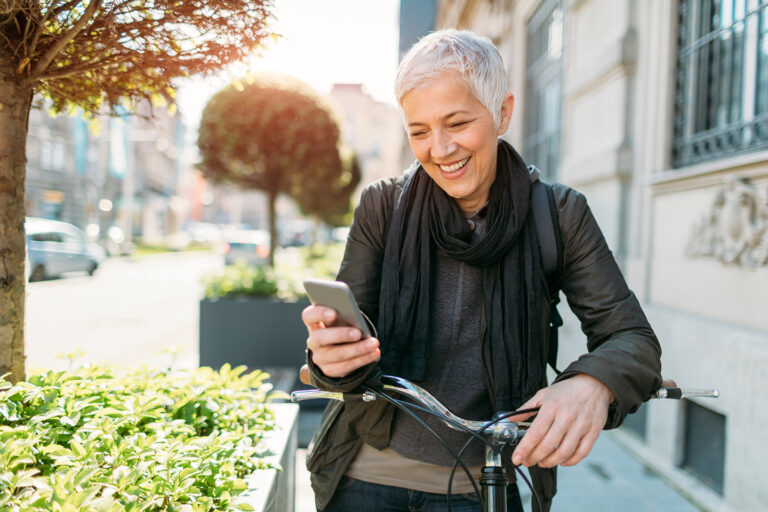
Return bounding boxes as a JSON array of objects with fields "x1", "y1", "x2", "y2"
[{"x1": 303, "y1": 278, "x2": 372, "y2": 339}]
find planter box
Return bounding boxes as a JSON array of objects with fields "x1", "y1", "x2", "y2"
[
  {"x1": 199, "y1": 297, "x2": 310, "y2": 370},
  {"x1": 241, "y1": 403, "x2": 299, "y2": 512}
]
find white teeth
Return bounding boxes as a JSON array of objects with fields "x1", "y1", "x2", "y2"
[{"x1": 439, "y1": 157, "x2": 469, "y2": 173}]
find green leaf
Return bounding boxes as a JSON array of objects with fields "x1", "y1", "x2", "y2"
[
  {"x1": 70, "y1": 440, "x2": 86, "y2": 458},
  {"x1": 60, "y1": 413, "x2": 80, "y2": 427},
  {"x1": 74, "y1": 467, "x2": 101, "y2": 486}
]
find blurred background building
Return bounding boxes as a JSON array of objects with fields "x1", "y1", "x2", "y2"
[
  {"x1": 24, "y1": 80, "x2": 406, "y2": 251},
  {"x1": 328, "y1": 83, "x2": 404, "y2": 189},
  {"x1": 423, "y1": 0, "x2": 768, "y2": 510},
  {"x1": 25, "y1": 99, "x2": 194, "y2": 251}
]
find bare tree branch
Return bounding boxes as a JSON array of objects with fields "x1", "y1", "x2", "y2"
[
  {"x1": 0, "y1": 28, "x2": 14, "y2": 51},
  {"x1": 29, "y1": 0, "x2": 79, "y2": 57},
  {"x1": 31, "y1": 0, "x2": 101, "y2": 77}
]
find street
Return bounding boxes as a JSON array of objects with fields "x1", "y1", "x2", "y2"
[{"x1": 24, "y1": 251, "x2": 222, "y2": 372}]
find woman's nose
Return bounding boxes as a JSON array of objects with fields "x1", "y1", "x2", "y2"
[{"x1": 431, "y1": 130, "x2": 457, "y2": 160}]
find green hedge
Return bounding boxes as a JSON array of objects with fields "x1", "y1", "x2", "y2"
[
  {"x1": 0, "y1": 364, "x2": 280, "y2": 511},
  {"x1": 203, "y1": 243, "x2": 347, "y2": 302},
  {"x1": 203, "y1": 263, "x2": 280, "y2": 300}
]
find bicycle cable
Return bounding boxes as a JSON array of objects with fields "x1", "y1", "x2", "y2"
[
  {"x1": 370, "y1": 380, "x2": 542, "y2": 512},
  {"x1": 363, "y1": 384, "x2": 483, "y2": 499},
  {"x1": 446, "y1": 407, "x2": 543, "y2": 512},
  {"x1": 376, "y1": 394, "x2": 497, "y2": 448}
]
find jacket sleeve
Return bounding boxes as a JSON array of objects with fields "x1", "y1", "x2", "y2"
[
  {"x1": 307, "y1": 178, "x2": 397, "y2": 392},
  {"x1": 551, "y1": 184, "x2": 662, "y2": 428}
]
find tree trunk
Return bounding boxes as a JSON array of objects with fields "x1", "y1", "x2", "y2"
[
  {"x1": 0, "y1": 54, "x2": 32, "y2": 383},
  {"x1": 267, "y1": 190, "x2": 277, "y2": 267}
]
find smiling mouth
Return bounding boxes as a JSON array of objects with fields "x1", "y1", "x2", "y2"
[{"x1": 438, "y1": 157, "x2": 470, "y2": 173}]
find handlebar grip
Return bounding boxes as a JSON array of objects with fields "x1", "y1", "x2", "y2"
[
  {"x1": 290, "y1": 389, "x2": 343, "y2": 402},
  {"x1": 290, "y1": 389, "x2": 376, "y2": 403},
  {"x1": 651, "y1": 387, "x2": 719, "y2": 399}
]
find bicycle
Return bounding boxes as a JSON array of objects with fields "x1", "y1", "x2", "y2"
[{"x1": 292, "y1": 371, "x2": 719, "y2": 512}]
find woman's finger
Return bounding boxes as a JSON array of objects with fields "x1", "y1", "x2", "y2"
[
  {"x1": 561, "y1": 426, "x2": 601, "y2": 467},
  {"x1": 302, "y1": 305, "x2": 336, "y2": 329},
  {"x1": 522, "y1": 417, "x2": 568, "y2": 467},
  {"x1": 512, "y1": 403, "x2": 553, "y2": 466},
  {"x1": 307, "y1": 326, "x2": 364, "y2": 350},
  {"x1": 311, "y1": 338, "x2": 379, "y2": 365},
  {"x1": 537, "y1": 422, "x2": 585, "y2": 468},
  {"x1": 319, "y1": 348, "x2": 381, "y2": 378}
]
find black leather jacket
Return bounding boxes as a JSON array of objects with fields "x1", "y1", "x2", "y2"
[{"x1": 306, "y1": 175, "x2": 662, "y2": 511}]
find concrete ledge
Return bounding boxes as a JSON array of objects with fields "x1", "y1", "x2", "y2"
[{"x1": 240, "y1": 402, "x2": 299, "y2": 512}]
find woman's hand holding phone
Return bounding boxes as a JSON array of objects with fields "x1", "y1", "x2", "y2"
[{"x1": 302, "y1": 304, "x2": 381, "y2": 378}]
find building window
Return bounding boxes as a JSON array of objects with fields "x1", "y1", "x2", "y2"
[
  {"x1": 673, "y1": 0, "x2": 768, "y2": 168},
  {"x1": 39, "y1": 139, "x2": 66, "y2": 172},
  {"x1": 681, "y1": 400, "x2": 726, "y2": 494},
  {"x1": 523, "y1": 0, "x2": 564, "y2": 180}
]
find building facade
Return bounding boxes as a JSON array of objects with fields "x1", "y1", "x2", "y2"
[
  {"x1": 25, "y1": 100, "x2": 192, "y2": 249},
  {"x1": 328, "y1": 83, "x2": 405, "y2": 187},
  {"x1": 436, "y1": 0, "x2": 768, "y2": 510}
]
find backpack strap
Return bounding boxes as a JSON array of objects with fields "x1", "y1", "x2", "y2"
[{"x1": 528, "y1": 166, "x2": 565, "y2": 374}]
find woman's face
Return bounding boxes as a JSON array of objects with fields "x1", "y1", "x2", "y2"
[{"x1": 401, "y1": 69, "x2": 514, "y2": 214}]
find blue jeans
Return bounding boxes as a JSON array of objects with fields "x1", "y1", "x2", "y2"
[{"x1": 320, "y1": 476, "x2": 524, "y2": 512}]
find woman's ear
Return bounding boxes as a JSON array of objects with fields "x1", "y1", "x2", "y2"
[{"x1": 497, "y1": 93, "x2": 515, "y2": 135}]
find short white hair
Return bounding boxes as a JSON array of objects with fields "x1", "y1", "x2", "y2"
[{"x1": 395, "y1": 29, "x2": 508, "y2": 128}]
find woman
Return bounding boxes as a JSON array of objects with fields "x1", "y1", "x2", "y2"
[{"x1": 302, "y1": 29, "x2": 661, "y2": 512}]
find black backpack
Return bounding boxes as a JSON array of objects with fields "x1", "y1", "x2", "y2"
[{"x1": 528, "y1": 166, "x2": 565, "y2": 374}]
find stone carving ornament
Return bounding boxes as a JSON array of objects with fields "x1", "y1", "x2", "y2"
[{"x1": 686, "y1": 176, "x2": 768, "y2": 267}]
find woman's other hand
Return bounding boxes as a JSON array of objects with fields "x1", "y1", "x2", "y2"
[
  {"x1": 508, "y1": 373, "x2": 615, "y2": 468},
  {"x1": 302, "y1": 304, "x2": 381, "y2": 378}
]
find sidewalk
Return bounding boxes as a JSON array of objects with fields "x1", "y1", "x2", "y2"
[{"x1": 294, "y1": 415, "x2": 700, "y2": 511}]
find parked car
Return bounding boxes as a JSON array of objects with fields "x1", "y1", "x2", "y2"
[
  {"x1": 25, "y1": 217, "x2": 104, "y2": 281},
  {"x1": 223, "y1": 229, "x2": 270, "y2": 266}
]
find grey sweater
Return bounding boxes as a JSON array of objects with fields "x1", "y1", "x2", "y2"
[{"x1": 387, "y1": 212, "x2": 493, "y2": 467}]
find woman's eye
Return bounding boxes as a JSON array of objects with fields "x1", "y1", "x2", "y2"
[
  {"x1": 409, "y1": 131, "x2": 426, "y2": 138},
  {"x1": 449, "y1": 121, "x2": 469, "y2": 129}
]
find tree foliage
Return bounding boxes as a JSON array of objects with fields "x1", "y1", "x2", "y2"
[
  {"x1": 0, "y1": 0, "x2": 275, "y2": 383},
  {"x1": 296, "y1": 151, "x2": 361, "y2": 228},
  {"x1": 1, "y1": 0, "x2": 274, "y2": 114},
  {"x1": 197, "y1": 75, "x2": 354, "y2": 263}
]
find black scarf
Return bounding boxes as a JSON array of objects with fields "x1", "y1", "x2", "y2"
[{"x1": 377, "y1": 140, "x2": 548, "y2": 410}]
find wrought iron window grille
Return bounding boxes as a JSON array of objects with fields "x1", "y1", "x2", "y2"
[{"x1": 673, "y1": 0, "x2": 768, "y2": 168}]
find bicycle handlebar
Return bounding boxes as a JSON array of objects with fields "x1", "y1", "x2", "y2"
[
  {"x1": 291, "y1": 374, "x2": 530, "y2": 442},
  {"x1": 291, "y1": 376, "x2": 719, "y2": 434}
]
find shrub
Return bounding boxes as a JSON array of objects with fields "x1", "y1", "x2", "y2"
[
  {"x1": 202, "y1": 243, "x2": 347, "y2": 301},
  {"x1": 202, "y1": 263, "x2": 282, "y2": 300},
  {"x1": 0, "y1": 364, "x2": 280, "y2": 511}
]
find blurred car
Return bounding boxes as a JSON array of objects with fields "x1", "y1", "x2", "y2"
[
  {"x1": 25, "y1": 217, "x2": 103, "y2": 281},
  {"x1": 223, "y1": 229, "x2": 270, "y2": 266},
  {"x1": 186, "y1": 221, "x2": 222, "y2": 245}
]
